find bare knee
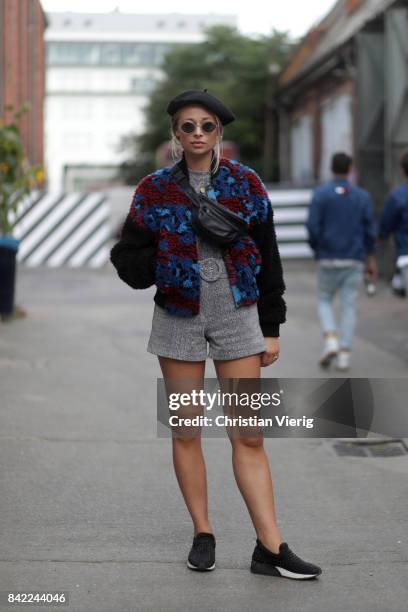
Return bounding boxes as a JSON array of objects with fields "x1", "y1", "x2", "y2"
[
  {"x1": 172, "y1": 433, "x2": 202, "y2": 448},
  {"x1": 231, "y1": 435, "x2": 264, "y2": 450}
]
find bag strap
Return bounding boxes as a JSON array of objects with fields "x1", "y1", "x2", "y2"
[
  {"x1": 169, "y1": 164, "x2": 230, "y2": 254},
  {"x1": 169, "y1": 165, "x2": 202, "y2": 208},
  {"x1": 169, "y1": 163, "x2": 248, "y2": 233}
]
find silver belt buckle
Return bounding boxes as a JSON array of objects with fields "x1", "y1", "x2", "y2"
[{"x1": 199, "y1": 257, "x2": 222, "y2": 281}]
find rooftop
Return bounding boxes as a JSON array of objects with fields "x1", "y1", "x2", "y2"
[
  {"x1": 45, "y1": 10, "x2": 238, "y2": 34},
  {"x1": 279, "y1": 0, "x2": 396, "y2": 89}
]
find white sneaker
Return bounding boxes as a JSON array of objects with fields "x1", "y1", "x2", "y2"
[
  {"x1": 336, "y1": 350, "x2": 351, "y2": 371},
  {"x1": 319, "y1": 335, "x2": 339, "y2": 368}
]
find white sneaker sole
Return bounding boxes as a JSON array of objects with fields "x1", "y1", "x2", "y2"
[
  {"x1": 251, "y1": 560, "x2": 321, "y2": 579},
  {"x1": 276, "y1": 566, "x2": 321, "y2": 579},
  {"x1": 319, "y1": 351, "x2": 338, "y2": 368},
  {"x1": 187, "y1": 560, "x2": 215, "y2": 571}
]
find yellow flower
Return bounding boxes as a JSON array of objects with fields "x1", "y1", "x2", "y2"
[
  {"x1": 35, "y1": 169, "x2": 45, "y2": 182},
  {"x1": 0, "y1": 162, "x2": 9, "y2": 173}
]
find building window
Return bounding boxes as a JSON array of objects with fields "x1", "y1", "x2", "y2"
[
  {"x1": 47, "y1": 41, "x2": 179, "y2": 67},
  {"x1": 47, "y1": 42, "x2": 101, "y2": 65},
  {"x1": 153, "y1": 43, "x2": 172, "y2": 66},
  {"x1": 291, "y1": 115, "x2": 313, "y2": 183},
  {"x1": 319, "y1": 94, "x2": 352, "y2": 181},
  {"x1": 101, "y1": 43, "x2": 121, "y2": 65},
  {"x1": 122, "y1": 44, "x2": 142, "y2": 66},
  {"x1": 138, "y1": 44, "x2": 155, "y2": 65},
  {"x1": 129, "y1": 77, "x2": 156, "y2": 95}
]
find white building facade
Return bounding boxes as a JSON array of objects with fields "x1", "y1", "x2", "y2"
[{"x1": 44, "y1": 11, "x2": 237, "y2": 192}]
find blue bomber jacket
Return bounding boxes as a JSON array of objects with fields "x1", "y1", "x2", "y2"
[{"x1": 110, "y1": 153, "x2": 286, "y2": 338}]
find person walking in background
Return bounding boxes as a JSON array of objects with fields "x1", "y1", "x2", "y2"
[
  {"x1": 378, "y1": 149, "x2": 408, "y2": 297},
  {"x1": 306, "y1": 152, "x2": 377, "y2": 371}
]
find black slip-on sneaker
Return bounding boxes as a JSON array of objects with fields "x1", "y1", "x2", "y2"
[
  {"x1": 187, "y1": 532, "x2": 216, "y2": 571},
  {"x1": 251, "y1": 539, "x2": 322, "y2": 580}
]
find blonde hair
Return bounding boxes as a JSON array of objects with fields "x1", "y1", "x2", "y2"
[{"x1": 169, "y1": 107, "x2": 224, "y2": 174}]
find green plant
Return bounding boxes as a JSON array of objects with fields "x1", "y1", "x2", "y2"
[
  {"x1": 0, "y1": 102, "x2": 45, "y2": 236},
  {"x1": 117, "y1": 25, "x2": 295, "y2": 184}
]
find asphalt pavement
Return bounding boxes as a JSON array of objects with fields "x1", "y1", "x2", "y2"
[{"x1": 0, "y1": 259, "x2": 407, "y2": 612}]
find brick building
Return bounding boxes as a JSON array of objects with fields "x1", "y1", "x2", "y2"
[
  {"x1": 0, "y1": 0, "x2": 48, "y2": 168},
  {"x1": 275, "y1": 0, "x2": 408, "y2": 215}
]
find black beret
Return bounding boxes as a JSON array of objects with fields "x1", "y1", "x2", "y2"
[{"x1": 166, "y1": 89, "x2": 235, "y2": 125}]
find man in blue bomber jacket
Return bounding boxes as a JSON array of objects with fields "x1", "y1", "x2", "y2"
[
  {"x1": 306, "y1": 152, "x2": 377, "y2": 371},
  {"x1": 378, "y1": 149, "x2": 408, "y2": 297}
]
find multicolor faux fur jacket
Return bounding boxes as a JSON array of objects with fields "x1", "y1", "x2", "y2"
[{"x1": 110, "y1": 153, "x2": 286, "y2": 337}]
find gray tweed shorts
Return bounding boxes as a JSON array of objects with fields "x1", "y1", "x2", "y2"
[{"x1": 146, "y1": 256, "x2": 266, "y2": 361}]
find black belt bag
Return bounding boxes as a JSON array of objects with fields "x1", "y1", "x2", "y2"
[{"x1": 170, "y1": 165, "x2": 248, "y2": 247}]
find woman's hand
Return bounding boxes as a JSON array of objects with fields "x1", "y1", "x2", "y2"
[{"x1": 260, "y1": 337, "x2": 280, "y2": 367}]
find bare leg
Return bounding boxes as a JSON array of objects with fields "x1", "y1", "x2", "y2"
[
  {"x1": 158, "y1": 356, "x2": 213, "y2": 536},
  {"x1": 213, "y1": 354, "x2": 283, "y2": 553}
]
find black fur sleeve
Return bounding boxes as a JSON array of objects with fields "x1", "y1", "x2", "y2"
[
  {"x1": 110, "y1": 174, "x2": 160, "y2": 290},
  {"x1": 110, "y1": 213, "x2": 157, "y2": 290},
  {"x1": 248, "y1": 174, "x2": 287, "y2": 338}
]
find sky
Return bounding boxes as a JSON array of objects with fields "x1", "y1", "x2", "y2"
[{"x1": 40, "y1": 0, "x2": 334, "y2": 39}]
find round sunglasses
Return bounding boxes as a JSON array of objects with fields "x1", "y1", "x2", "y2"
[{"x1": 179, "y1": 120, "x2": 217, "y2": 134}]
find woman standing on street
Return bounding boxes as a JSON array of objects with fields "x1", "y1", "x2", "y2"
[{"x1": 110, "y1": 89, "x2": 322, "y2": 580}]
